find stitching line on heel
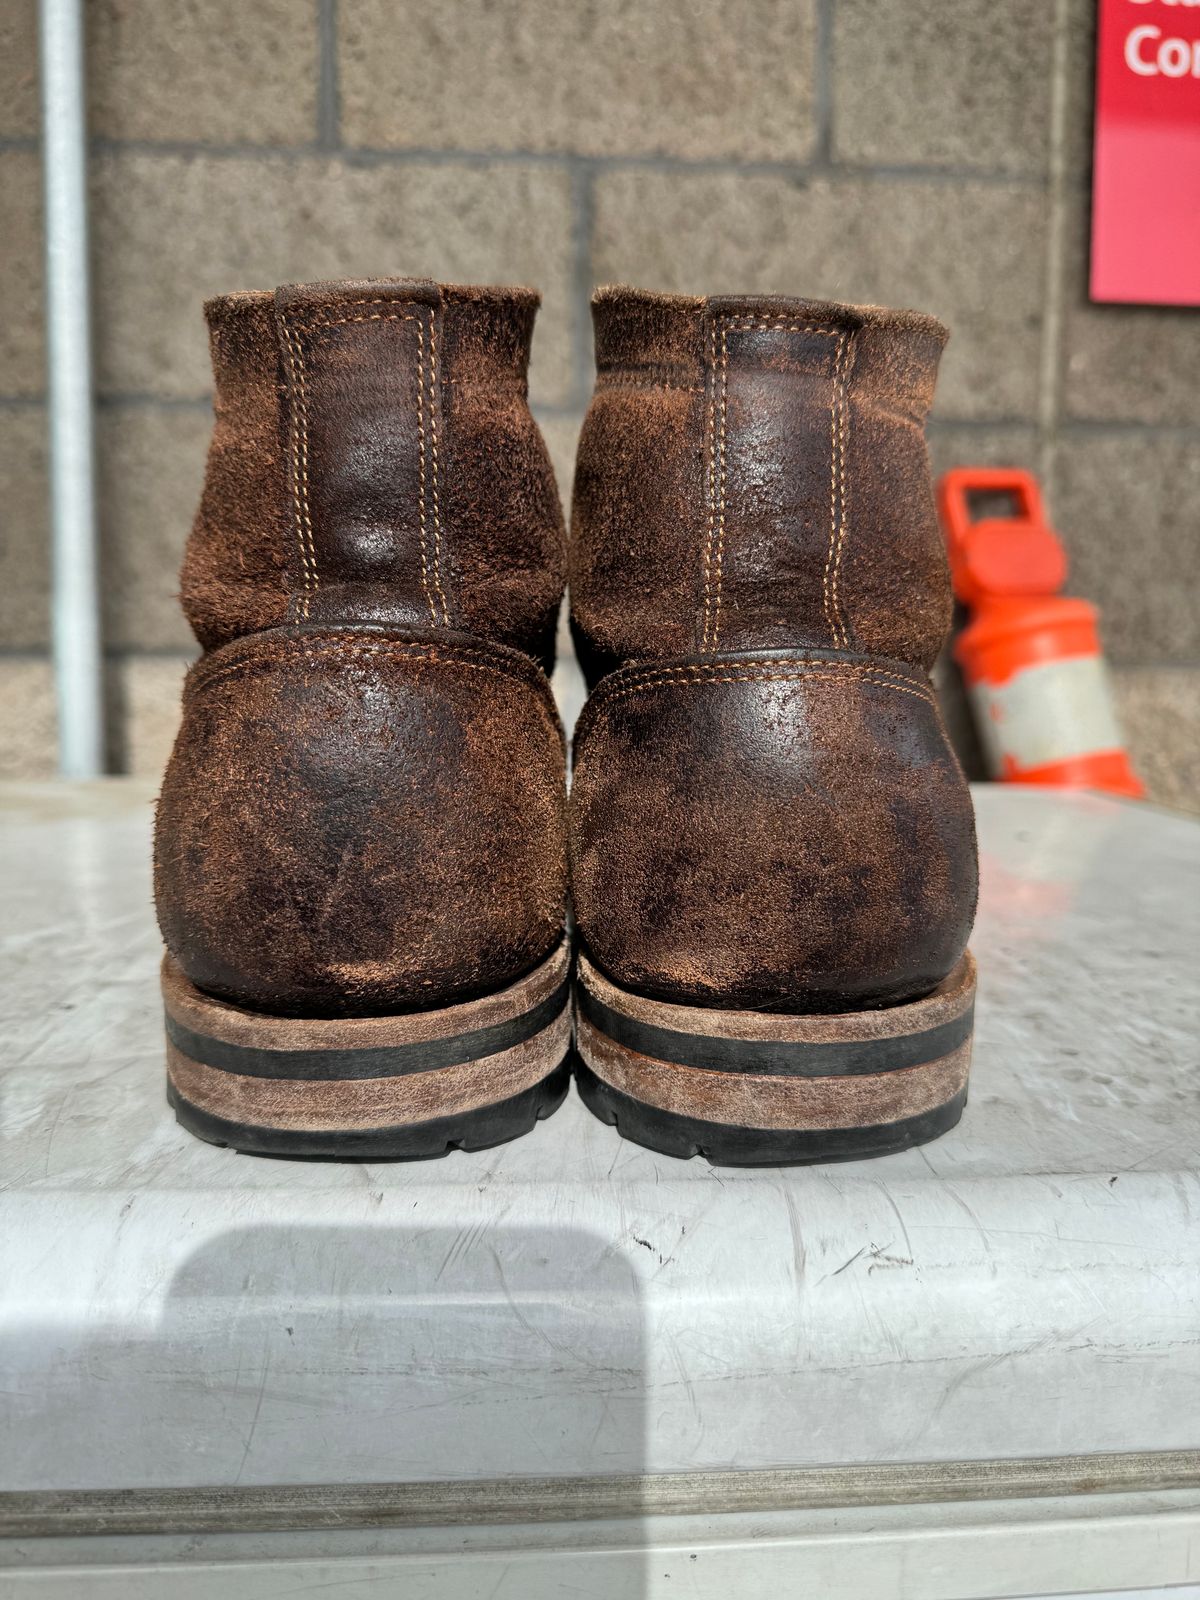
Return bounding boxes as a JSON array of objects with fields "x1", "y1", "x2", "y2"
[{"x1": 587, "y1": 656, "x2": 936, "y2": 715}]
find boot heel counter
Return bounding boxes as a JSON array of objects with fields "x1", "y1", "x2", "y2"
[
  {"x1": 155, "y1": 628, "x2": 567, "y2": 1016},
  {"x1": 570, "y1": 652, "x2": 977, "y2": 1013}
]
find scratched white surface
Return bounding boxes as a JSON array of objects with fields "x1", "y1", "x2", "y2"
[{"x1": 1, "y1": 781, "x2": 1197, "y2": 1492}]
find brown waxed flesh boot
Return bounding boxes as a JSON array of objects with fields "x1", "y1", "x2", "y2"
[
  {"x1": 568, "y1": 287, "x2": 979, "y2": 1166},
  {"x1": 154, "y1": 279, "x2": 571, "y2": 1158}
]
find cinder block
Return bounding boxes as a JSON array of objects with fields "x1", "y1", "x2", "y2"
[
  {"x1": 112, "y1": 655, "x2": 191, "y2": 778},
  {"x1": 0, "y1": 406, "x2": 49, "y2": 648},
  {"x1": 1112, "y1": 667, "x2": 1200, "y2": 817},
  {"x1": 1062, "y1": 0, "x2": 1098, "y2": 179},
  {"x1": 0, "y1": 153, "x2": 44, "y2": 398},
  {"x1": 832, "y1": 0, "x2": 1054, "y2": 176},
  {"x1": 927, "y1": 424, "x2": 1041, "y2": 486},
  {"x1": 86, "y1": 0, "x2": 319, "y2": 145},
  {"x1": 339, "y1": 0, "x2": 815, "y2": 161},
  {"x1": 0, "y1": 654, "x2": 193, "y2": 780},
  {"x1": 0, "y1": 0, "x2": 38, "y2": 139},
  {"x1": 98, "y1": 405, "x2": 210, "y2": 651},
  {"x1": 1059, "y1": 197, "x2": 1200, "y2": 425},
  {"x1": 1053, "y1": 431, "x2": 1200, "y2": 665},
  {"x1": 0, "y1": 659, "x2": 55, "y2": 780},
  {"x1": 89, "y1": 153, "x2": 576, "y2": 407},
  {"x1": 591, "y1": 170, "x2": 1048, "y2": 420}
]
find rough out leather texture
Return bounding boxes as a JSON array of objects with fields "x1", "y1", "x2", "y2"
[
  {"x1": 156, "y1": 627, "x2": 567, "y2": 1017},
  {"x1": 158, "y1": 279, "x2": 568, "y2": 1017},
  {"x1": 183, "y1": 279, "x2": 566, "y2": 672},
  {"x1": 571, "y1": 650, "x2": 977, "y2": 1013},
  {"x1": 571, "y1": 288, "x2": 951, "y2": 680},
  {"x1": 569, "y1": 289, "x2": 977, "y2": 1013}
]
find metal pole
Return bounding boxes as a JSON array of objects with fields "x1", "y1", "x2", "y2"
[{"x1": 39, "y1": 0, "x2": 105, "y2": 778}]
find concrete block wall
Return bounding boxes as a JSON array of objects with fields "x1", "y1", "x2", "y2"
[{"x1": 1, "y1": 0, "x2": 1197, "y2": 809}]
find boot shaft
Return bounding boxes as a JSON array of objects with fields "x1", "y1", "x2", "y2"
[
  {"x1": 567, "y1": 285, "x2": 976, "y2": 1022},
  {"x1": 571, "y1": 288, "x2": 950, "y2": 681},
  {"x1": 157, "y1": 279, "x2": 570, "y2": 1026},
  {"x1": 184, "y1": 278, "x2": 565, "y2": 670}
]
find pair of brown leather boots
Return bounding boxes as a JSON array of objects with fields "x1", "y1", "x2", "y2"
[{"x1": 155, "y1": 278, "x2": 977, "y2": 1167}]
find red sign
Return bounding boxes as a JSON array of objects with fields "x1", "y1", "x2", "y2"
[{"x1": 1091, "y1": 0, "x2": 1200, "y2": 305}]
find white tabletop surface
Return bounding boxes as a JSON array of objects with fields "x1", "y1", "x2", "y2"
[{"x1": 1, "y1": 780, "x2": 1197, "y2": 1493}]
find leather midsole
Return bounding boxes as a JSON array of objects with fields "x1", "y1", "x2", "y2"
[
  {"x1": 574, "y1": 950, "x2": 976, "y2": 1132},
  {"x1": 167, "y1": 1009, "x2": 571, "y2": 1132}
]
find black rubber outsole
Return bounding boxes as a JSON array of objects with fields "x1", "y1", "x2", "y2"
[
  {"x1": 574, "y1": 1060, "x2": 968, "y2": 1167},
  {"x1": 168, "y1": 1056, "x2": 571, "y2": 1161}
]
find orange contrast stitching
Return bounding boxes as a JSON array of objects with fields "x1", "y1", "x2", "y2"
[
  {"x1": 199, "y1": 645, "x2": 539, "y2": 694},
  {"x1": 599, "y1": 671, "x2": 934, "y2": 711},
  {"x1": 413, "y1": 317, "x2": 437, "y2": 626},
  {"x1": 823, "y1": 329, "x2": 855, "y2": 649},
  {"x1": 606, "y1": 654, "x2": 929, "y2": 687},
  {"x1": 190, "y1": 639, "x2": 561, "y2": 736},
  {"x1": 590, "y1": 657, "x2": 934, "y2": 713},
  {"x1": 193, "y1": 635, "x2": 540, "y2": 685},
  {"x1": 710, "y1": 321, "x2": 730, "y2": 649},
  {"x1": 191, "y1": 631, "x2": 542, "y2": 672},
  {"x1": 603, "y1": 654, "x2": 924, "y2": 681},
  {"x1": 702, "y1": 320, "x2": 718, "y2": 652},
  {"x1": 821, "y1": 331, "x2": 847, "y2": 648},
  {"x1": 279, "y1": 316, "x2": 318, "y2": 623},
  {"x1": 613, "y1": 666, "x2": 929, "y2": 697},
  {"x1": 595, "y1": 374, "x2": 703, "y2": 394},
  {"x1": 427, "y1": 314, "x2": 451, "y2": 626},
  {"x1": 302, "y1": 297, "x2": 423, "y2": 318},
  {"x1": 721, "y1": 320, "x2": 839, "y2": 335},
  {"x1": 203, "y1": 657, "x2": 563, "y2": 749}
]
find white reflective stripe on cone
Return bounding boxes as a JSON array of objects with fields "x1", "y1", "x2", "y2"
[{"x1": 969, "y1": 655, "x2": 1124, "y2": 775}]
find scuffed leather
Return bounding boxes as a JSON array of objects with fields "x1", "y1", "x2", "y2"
[
  {"x1": 568, "y1": 289, "x2": 977, "y2": 1013},
  {"x1": 183, "y1": 280, "x2": 565, "y2": 672},
  {"x1": 571, "y1": 288, "x2": 951, "y2": 681},
  {"x1": 156, "y1": 626, "x2": 567, "y2": 1017},
  {"x1": 158, "y1": 279, "x2": 569, "y2": 1017},
  {"x1": 570, "y1": 650, "x2": 977, "y2": 1013}
]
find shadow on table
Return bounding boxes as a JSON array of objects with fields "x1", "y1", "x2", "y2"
[{"x1": 5, "y1": 1220, "x2": 652, "y2": 1593}]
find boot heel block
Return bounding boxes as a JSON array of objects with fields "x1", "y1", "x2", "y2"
[
  {"x1": 574, "y1": 950, "x2": 976, "y2": 1166},
  {"x1": 164, "y1": 938, "x2": 572, "y2": 1159}
]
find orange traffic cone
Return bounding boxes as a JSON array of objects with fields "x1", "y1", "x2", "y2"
[{"x1": 937, "y1": 467, "x2": 1144, "y2": 799}]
